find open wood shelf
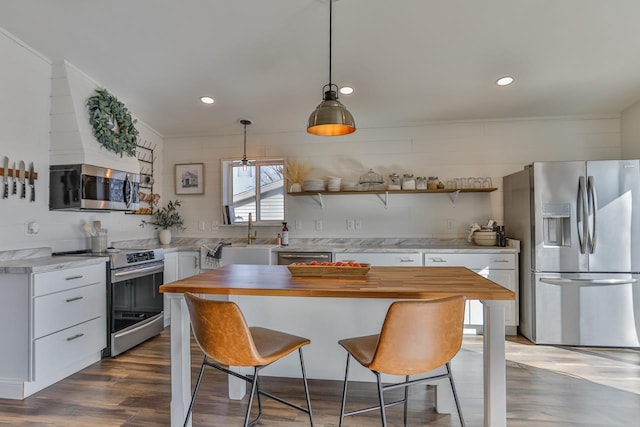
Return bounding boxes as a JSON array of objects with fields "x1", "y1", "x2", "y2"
[{"x1": 287, "y1": 187, "x2": 497, "y2": 209}]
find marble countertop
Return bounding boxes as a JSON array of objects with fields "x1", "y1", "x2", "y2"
[
  {"x1": 0, "y1": 238, "x2": 519, "y2": 273},
  {"x1": 0, "y1": 247, "x2": 108, "y2": 274}
]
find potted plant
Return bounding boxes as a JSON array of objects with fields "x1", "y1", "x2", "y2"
[{"x1": 140, "y1": 199, "x2": 185, "y2": 245}]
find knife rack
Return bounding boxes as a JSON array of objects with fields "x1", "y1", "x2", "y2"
[{"x1": 0, "y1": 167, "x2": 38, "y2": 180}]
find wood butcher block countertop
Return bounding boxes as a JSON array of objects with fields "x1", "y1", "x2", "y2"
[{"x1": 160, "y1": 264, "x2": 515, "y2": 301}]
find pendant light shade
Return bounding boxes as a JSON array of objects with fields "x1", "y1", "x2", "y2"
[
  {"x1": 307, "y1": 0, "x2": 355, "y2": 136},
  {"x1": 308, "y1": 86, "x2": 355, "y2": 136}
]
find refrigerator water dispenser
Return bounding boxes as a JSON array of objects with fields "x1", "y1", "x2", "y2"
[{"x1": 543, "y1": 203, "x2": 571, "y2": 247}]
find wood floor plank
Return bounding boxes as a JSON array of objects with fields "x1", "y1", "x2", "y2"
[{"x1": 0, "y1": 329, "x2": 637, "y2": 426}]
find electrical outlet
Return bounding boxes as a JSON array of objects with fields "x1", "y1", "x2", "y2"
[
  {"x1": 447, "y1": 218, "x2": 454, "y2": 230},
  {"x1": 347, "y1": 219, "x2": 355, "y2": 231},
  {"x1": 25, "y1": 221, "x2": 39, "y2": 235},
  {"x1": 295, "y1": 220, "x2": 303, "y2": 230},
  {"x1": 315, "y1": 220, "x2": 323, "y2": 231},
  {"x1": 354, "y1": 219, "x2": 362, "y2": 230}
]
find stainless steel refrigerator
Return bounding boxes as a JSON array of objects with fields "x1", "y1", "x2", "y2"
[{"x1": 504, "y1": 160, "x2": 640, "y2": 347}]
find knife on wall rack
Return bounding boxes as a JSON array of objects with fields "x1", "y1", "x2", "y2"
[
  {"x1": 28, "y1": 162, "x2": 35, "y2": 202},
  {"x1": 11, "y1": 161, "x2": 17, "y2": 195},
  {"x1": 2, "y1": 156, "x2": 8, "y2": 199},
  {"x1": 19, "y1": 160, "x2": 25, "y2": 199}
]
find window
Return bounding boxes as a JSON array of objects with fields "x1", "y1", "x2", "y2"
[{"x1": 221, "y1": 158, "x2": 285, "y2": 224}]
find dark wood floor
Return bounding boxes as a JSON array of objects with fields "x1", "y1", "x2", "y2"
[{"x1": 0, "y1": 329, "x2": 638, "y2": 426}]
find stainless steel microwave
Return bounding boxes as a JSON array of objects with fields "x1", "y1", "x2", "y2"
[{"x1": 49, "y1": 164, "x2": 140, "y2": 211}]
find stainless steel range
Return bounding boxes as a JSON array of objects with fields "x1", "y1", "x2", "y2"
[
  {"x1": 108, "y1": 248, "x2": 164, "y2": 357},
  {"x1": 54, "y1": 248, "x2": 165, "y2": 357}
]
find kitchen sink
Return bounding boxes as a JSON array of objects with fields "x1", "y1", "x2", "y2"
[{"x1": 219, "y1": 244, "x2": 277, "y2": 265}]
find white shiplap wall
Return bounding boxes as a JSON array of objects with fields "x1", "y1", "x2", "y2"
[
  {"x1": 164, "y1": 117, "x2": 621, "y2": 240},
  {"x1": 0, "y1": 29, "x2": 163, "y2": 252}
]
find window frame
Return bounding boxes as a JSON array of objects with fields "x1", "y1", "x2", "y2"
[{"x1": 221, "y1": 157, "x2": 285, "y2": 226}]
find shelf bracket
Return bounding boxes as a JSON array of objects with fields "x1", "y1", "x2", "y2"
[
  {"x1": 448, "y1": 190, "x2": 461, "y2": 205},
  {"x1": 313, "y1": 193, "x2": 324, "y2": 209},
  {"x1": 375, "y1": 191, "x2": 389, "y2": 208}
]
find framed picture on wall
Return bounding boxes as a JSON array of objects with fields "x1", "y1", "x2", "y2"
[{"x1": 175, "y1": 163, "x2": 205, "y2": 195}]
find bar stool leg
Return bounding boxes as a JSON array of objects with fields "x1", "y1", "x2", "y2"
[
  {"x1": 298, "y1": 348, "x2": 315, "y2": 426},
  {"x1": 338, "y1": 354, "x2": 351, "y2": 427},
  {"x1": 183, "y1": 355, "x2": 207, "y2": 427},
  {"x1": 375, "y1": 372, "x2": 388, "y2": 427},
  {"x1": 244, "y1": 366, "x2": 261, "y2": 427},
  {"x1": 446, "y1": 362, "x2": 465, "y2": 427},
  {"x1": 403, "y1": 375, "x2": 409, "y2": 427}
]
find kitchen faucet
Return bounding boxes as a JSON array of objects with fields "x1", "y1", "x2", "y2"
[{"x1": 247, "y1": 212, "x2": 257, "y2": 245}]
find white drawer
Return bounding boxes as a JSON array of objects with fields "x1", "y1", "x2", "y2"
[
  {"x1": 33, "y1": 282, "x2": 106, "y2": 339},
  {"x1": 33, "y1": 263, "x2": 105, "y2": 297},
  {"x1": 338, "y1": 252, "x2": 422, "y2": 266},
  {"x1": 423, "y1": 253, "x2": 515, "y2": 269},
  {"x1": 33, "y1": 316, "x2": 106, "y2": 381}
]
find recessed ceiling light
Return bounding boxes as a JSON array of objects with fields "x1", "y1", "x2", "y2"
[
  {"x1": 200, "y1": 96, "x2": 215, "y2": 104},
  {"x1": 339, "y1": 86, "x2": 354, "y2": 95},
  {"x1": 496, "y1": 76, "x2": 514, "y2": 86}
]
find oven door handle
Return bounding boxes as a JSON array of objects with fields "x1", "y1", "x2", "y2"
[{"x1": 112, "y1": 263, "x2": 164, "y2": 280}]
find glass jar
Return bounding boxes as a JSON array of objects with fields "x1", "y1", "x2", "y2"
[
  {"x1": 416, "y1": 176, "x2": 427, "y2": 190},
  {"x1": 388, "y1": 173, "x2": 401, "y2": 190},
  {"x1": 427, "y1": 176, "x2": 439, "y2": 190},
  {"x1": 402, "y1": 174, "x2": 415, "y2": 190}
]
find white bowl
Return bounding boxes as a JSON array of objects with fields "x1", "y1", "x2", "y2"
[{"x1": 473, "y1": 231, "x2": 497, "y2": 246}]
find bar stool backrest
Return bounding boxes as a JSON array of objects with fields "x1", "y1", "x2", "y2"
[
  {"x1": 184, "y1": 293, "x2": 264, "y2": 366},
  {"x1": 368, "y1": 295, "x2": 466, "y2": 375}
]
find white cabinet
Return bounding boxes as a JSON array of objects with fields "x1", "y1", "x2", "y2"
[
  {"x1": 424, "y1": 252, "x2": 518, "y2": 335},
  {"x1": 337, "y1": 252, "x2": 422, "y2": 266},
  {"x1": 178, "y1": 251, "x2": 200, "y2": 278},
  {"x1": 163, "y1": 251, "x2": 200, "y2": 283},
  {"x1": 163, "y1": 251, "x2": 200, "y2": 326},
  {"x1": 163, "y1": 252, "x2": 178, "y2": 284},
  {"x1": 0, "y1": 262, "x2": 107, "y2": 399}
]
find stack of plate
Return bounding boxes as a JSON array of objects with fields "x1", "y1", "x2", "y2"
[
  {"x1": 342, "y1": 183, "x2": 359, "y2": 191},
  {"x1": 303, "y1": 179, "x2": 325, "y2": 192},
  {"x1": 327, "y1": 176, "x2": 342, "y2": 192}
]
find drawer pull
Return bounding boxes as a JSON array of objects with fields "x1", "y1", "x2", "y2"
[
  {"x1": 65, "y1": 275, "x2": 84, "y2": 280},
  {"x1": 429, "y1": 258, "x2": 447, "y2": 263},
  {"x1": 65, "y1": 296, "x2": 84, "y2": 303},
  {"x1": 492, "y1": 259, "x2": 510, "y2": 263},
  {"x1": 399, "y1": 259, "x2": 415, "y2": 263},
  {"x1": 66, "y1": 333, "x2": 84, "y2": 342}
]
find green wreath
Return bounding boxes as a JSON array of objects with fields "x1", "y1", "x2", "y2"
[{"x1": 87, "y1": 88, "x2": 139, "y2": 157}]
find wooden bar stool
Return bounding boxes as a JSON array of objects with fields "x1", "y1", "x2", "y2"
[
  {"x1": 183, "y1": 292, "x2": 314, "y2": 427},
  {"x1": 338, "y1": 295, "x2": 466, "y2": 427}
]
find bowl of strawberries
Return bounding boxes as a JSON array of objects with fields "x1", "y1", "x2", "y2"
[{"x1": 287, "y1": 260, "x2": 371, "y2": 277}]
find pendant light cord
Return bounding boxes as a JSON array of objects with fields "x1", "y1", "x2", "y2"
[
  {"x1": 329, "y1": 0, "x2": 333, "y2": 87},
  {"x1": 243, "y1": 122, "x2": 247, "y2": 157}
]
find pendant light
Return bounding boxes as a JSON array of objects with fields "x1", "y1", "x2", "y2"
[
  {"x1": 307, "y1": 0, "x2": 355, "y2": 136},
  {"x1": 239, "y1": 119, "x2": 252, "y2": 171}
]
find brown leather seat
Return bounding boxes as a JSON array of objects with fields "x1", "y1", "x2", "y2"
[
  {"x1": 338, "y1": 295, "x2": 466, "y2": 427},
  {"x1": 183, "y1": 292, "x2": 314, "y2": 427}
]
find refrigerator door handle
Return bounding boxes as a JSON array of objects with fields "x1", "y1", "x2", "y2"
[
  {"x1": 587, "y1": 175, "x2": 597, "y2": 253},
  {"x1": 540, "y1": 277, "x2": 638, "y2": 286},
  {"x1": 577, "y1": 176, "x2": 588, "y2": 254}
]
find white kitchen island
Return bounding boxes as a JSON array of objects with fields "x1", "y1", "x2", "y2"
[{"x1": 161, "y1": 264, "x2": 514, "y2": 427}]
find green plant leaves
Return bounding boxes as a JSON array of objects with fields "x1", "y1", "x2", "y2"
[{"x1": 86, "y1": 88, "x2": 139, "y2": 157}]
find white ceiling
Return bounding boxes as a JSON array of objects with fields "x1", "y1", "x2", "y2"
[{"x1": 2, "y1": 0, "x2": 640, "y2": 138}]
